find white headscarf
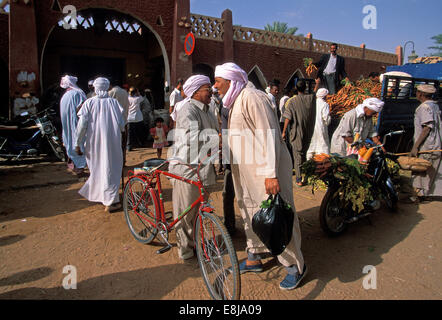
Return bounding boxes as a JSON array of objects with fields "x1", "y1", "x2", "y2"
[
  {"x1": 93, "y1": 77, "x2": 110, "y2": 98},
  {"x1": 183, "y1": 75, "x2": 211, "y2": 98},
  {"x1": 363, "y1": 97, "x2": 384, "y2": 112},
  {"x1": 214, "y1": 62, "x2": 248, "y2": 109},
  {"x1": 355, "y1": 97, "x2": 384, "y2": 116},
  {"x1": 60, "y1": 75, "x2": 86, "y2": 98},
  {"x1": 316, "y1": 88, "x2": 329, "y2": 99}
]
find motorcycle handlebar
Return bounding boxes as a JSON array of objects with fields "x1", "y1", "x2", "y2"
[
  {"x1": 351, "y1": 130, "x2": 405, "y2": 150},
  {"x1": 390, "y1": 130, "x2": 405, "y2": 136},
  {"x1": 382, "y1": 130, "x2": 405, "y2": 145}
]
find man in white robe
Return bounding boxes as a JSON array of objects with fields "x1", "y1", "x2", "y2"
[
  {"x1": 75, "y1": 77, "x2": 126, "y2": 212},
  {"x1": 169, "y1": 78, "x2": 185, "y2": 115},
  {"x1": 109, "y1": 79, "x2": 130, "y2": 165},
  {"x1": 214, "y1": 62, "x2": 306, "y2": 290},
  {"x1": 59, "y1": 75, "x2": 87, "y2": 175},
  {"x1": 169, "y1": 75, "x2": 219, "y2": 260},
  {"x1": 267, "y1": 81, "x2": 280, "y2": 120},
  {"x1": 307, "y1": 88, "x2": 331, "y2": 159}
]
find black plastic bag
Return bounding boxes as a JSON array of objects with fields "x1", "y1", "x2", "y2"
[{"x1": 252, "y1": 193, "x2": 295, "y2": 256}]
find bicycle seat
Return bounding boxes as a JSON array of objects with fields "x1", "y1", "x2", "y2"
[{"x1": 143, "y1": 158, "x2": 168, "y2": 171}]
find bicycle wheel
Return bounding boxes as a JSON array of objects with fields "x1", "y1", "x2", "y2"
[
  {"x1": 123, "y1": 177, "x2": 158, "y2": 244},
  {"x1": 195, "y1": 211, "x2": 241, "y2": 300}
]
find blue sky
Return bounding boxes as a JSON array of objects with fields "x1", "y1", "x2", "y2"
[{"x1": 190, "y1": 0, "x2": 442, "y2": 59}]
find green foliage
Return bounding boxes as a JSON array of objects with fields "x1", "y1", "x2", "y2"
[
  {"x1": 428, "y1": 34, "x2": 442, "y2": 57},
  {"x1": 260, "y1": 198, "x2": 272, "y2": 209},
  {"x1": 302, "y1": 156, "x2": 373, "y2": 213},
  {"x1": 386, "y1": 158, "x2": 400, "y2": 181},
  {"x1": 303, "y1": 57, "x2": 313, "y2": 68},
  {"x1": 264, "y1": 21, "x2": 302, "y2": 36}
]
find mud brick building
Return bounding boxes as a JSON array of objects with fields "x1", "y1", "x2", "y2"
[{"x1": 0, "y1": 0, "x2": 403, "y2": 117}]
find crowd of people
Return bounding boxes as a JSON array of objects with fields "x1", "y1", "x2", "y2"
[{"x1": 56, "y1": 45, "x2": 441, "y2": 292}]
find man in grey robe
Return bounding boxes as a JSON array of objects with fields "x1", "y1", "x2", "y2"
[
  {"x1": 329, "y1": 97, "x2": 384, "y2": 157},
  {"x1": 168, "y1": 75, "x2": 219, "y2": 260},
  {"x1": 411, "y1": 84, "x2": 442, "y2": 200},
  {"x1": 282, "y1": 80, "x2": 316, "y2": 185}
]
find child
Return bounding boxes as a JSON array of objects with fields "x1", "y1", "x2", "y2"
[{"x1": 150, "y1": 117, "x2": 168, "y2": 158}]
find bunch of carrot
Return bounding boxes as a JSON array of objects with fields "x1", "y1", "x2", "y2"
[
  {"x1": 312, "y1": 153, "x2": 332, "y2": 177},
  {"x1": 303, "y1": 58, "x2": 318, "y2": 77},
  {"x1": 325, "y1": 79, "x2": 382, "y2": 118}
]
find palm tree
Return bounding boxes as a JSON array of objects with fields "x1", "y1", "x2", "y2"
[
  {"x1": 428, "y1": 34, "x2": 442, "y2": 57},
  {"x1": 264, "y1": 21, "x2": 303, "y2": 36}
]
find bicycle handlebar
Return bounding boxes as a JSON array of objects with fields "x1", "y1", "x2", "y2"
[{"x1": 154, "y1": 150, "x2": 221, "y2": 185}]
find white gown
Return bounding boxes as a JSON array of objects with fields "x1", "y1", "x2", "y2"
[
  {"x1": 307, "y1": 97, "x2": 331, "y2": 159},
  {"x1": 76, "y1": 95, "x2": 126, "y2": 206}
]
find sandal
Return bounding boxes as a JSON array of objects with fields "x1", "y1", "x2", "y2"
[{"x1": 104, "y1": 203, "x2": 122, "y2": 213}]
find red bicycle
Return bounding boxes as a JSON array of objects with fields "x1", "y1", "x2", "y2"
[{"x1": 122, "y1": 156, "x2": 241, "y2": 300}]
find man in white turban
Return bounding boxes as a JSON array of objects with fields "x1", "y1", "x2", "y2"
[
  {"x1": 59, "y1": 75, "x2": 87, "y2": 175},
  {"x1": 410, "y1": 84, "x2": 442, "y2": 201},
  {"x1": 86, "y1": 80, "x2": 96, "y2": 99},
  {"x1": 168, "y1": 75, "x2": 219, "y2": 260},
  {"x1": 330, "y1": 97, "x2": 384, "y2": 157},
  {"x1": 214, "y1": 62, "x2": 307, "y2": 291},
  {"x1": 75, "y1": 77, "x2": 126, "y2": 212},
  {"x1": 307, "y1": 88, "x2": 331, "y2": 159},
  {"x1": 108, "y1": 78, "x2": 130, "y2": 166}
]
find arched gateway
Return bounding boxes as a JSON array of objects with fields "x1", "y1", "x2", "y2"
[{"x1": 41, "y1": 7, "x2": 170, "y2": 109}]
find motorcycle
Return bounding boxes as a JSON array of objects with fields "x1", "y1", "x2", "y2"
[
  {"x1": 319, "y1": 130, "x2": 404, "y2": 237},
  {"x1": 0, "y1": 108, "x2": 66, "y2": 162}
]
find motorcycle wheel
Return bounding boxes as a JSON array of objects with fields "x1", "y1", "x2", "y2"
[
  {"x1": 47, "y1": 137, "x2": 66, "y2": 162},
  {"x1": 382, "y1": 177, "x2": 398, "y2": 212},
  {"x1": 319, "y1": 185, "x2": 348, "y2": 237}
]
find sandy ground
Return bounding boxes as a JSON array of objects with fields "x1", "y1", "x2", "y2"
[{"x1": 0, "y1": 147, "x2": 440, "y2": 300}]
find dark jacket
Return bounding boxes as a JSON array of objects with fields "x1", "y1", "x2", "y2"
[{"x1": 314, "y1": 54, "x2": 348, "y2": 88}]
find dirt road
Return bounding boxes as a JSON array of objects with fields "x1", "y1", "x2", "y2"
[{"x1": 0, "y1": 147, "x2": 440, "y2": 300}]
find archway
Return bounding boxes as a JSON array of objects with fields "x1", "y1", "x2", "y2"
[
  {"x1": 192, "y1": 63, "x2": 214, "y2": 83},
  {"x1": 248, "y1": 65, "x2": 267, "y2": 91},
  {"x1": 285, "y1": 68, "x2": 304, "y2": 91},
  {"x1": 41, "y1": 8, "x2": 169, "y2": 109}
]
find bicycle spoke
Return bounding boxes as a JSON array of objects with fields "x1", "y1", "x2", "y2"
[
  {"x1": 129, "y1": 192, "x2": 154, "y2": 229},
  {"x1": 123, "y1": 177, "x2": 158, "y2": 244},
  {"x1": 203, "y1": 234, "x2": 232, "y2": 300},
  {"x1": 196, "y1": 213, "x2": 240, "y2": 300}
]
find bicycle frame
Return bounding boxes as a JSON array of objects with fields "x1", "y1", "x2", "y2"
[
  {"x1": 124, "y1": 156, "x2": 241, "y2": 300},
  {"x1": 126, "y1": 165, "x2": 214, "y2": 240}
]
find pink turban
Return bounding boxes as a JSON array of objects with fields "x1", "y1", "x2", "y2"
[
  {"x1": 183, "y1": 75, "x2": 211, "y2": 98},
  {"x1": 214, "y1": 62, "x2": 248, "y2": 108}
]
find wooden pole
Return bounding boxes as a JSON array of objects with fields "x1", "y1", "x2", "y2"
[{"x1": 393, "y1": 149, "x2": 442, "y2": 156}]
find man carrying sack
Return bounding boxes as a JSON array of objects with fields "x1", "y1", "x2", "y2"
[{"x1": 409, "y1": 84, "x2": 442, "y2": 202}]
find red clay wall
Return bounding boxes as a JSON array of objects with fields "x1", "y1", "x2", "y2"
[
  {"x1": 192, "y1": 39, "x2": 388, "y2": 87},
  {"x1": 192, "y1": 39, "x2": 224, "y2": 70},
  {"x1": 233, "y1": 41, "x2": 387, "y2": 86}
]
